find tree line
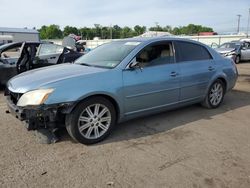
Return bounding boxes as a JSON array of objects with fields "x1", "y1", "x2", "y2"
[{"x1": 38, "y1": 24, "x2": 214, "y2": 40}]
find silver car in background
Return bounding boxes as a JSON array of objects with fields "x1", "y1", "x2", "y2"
[{"x1": 215, "y1": 41, "x2": 250, "y2": 64}]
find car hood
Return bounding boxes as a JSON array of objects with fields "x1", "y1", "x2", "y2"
[
  {"x1": 215, "y1": 48, "x2": 235, "y2": 54},
  {"x1": 7, "y1": 63, "x2": 107, "y2": 93}
]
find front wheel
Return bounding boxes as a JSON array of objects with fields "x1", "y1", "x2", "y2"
[
  {"x1": 66, "y1": 97, "x2": 116, "y2": 144},
  {"x1": 202, "y1": 80, "x2": 225, "y2": 109},
  {"x1": 235, "y1": 55, "x2": 240, "y2": 64}
]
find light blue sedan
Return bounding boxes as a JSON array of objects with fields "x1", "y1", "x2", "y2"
[{"x1": 5, "y1": 37, "x2": 238, "y2": 144}]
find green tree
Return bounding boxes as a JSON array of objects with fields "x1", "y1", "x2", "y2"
[
  {"x1": 149, "y1": 25, "x2": 163, "y2": 32},
  {"x1": 112, "y1": 25, "x2": 122, "y2": 39},
  {"x1": 79, "y1": 27, "x2": 94, "y2": 40},
  {"x1": 38, "y1": 24, "x2": 214, "y2": 39},
  {"x1": 171, "y1": 24, "x2": 213, "y2": 35},
  {"x1": 63, "y1": 26, "x2": 79, "y2": 36},
  {"x1": 93, "y1": 24, "x2": 102, "y2": 38},
  {"x1": 38, "y1": 25, "x2": 48, "y2": 39},
  {"x1": 134, "y1": 25, "x2": 146, "y2": 35},
  {"x1": 38, "y1": 25, "x2": 62, "y2": 39},
  {"x1": 163, "y1": 25, "x2": 172, "y2": 32}
]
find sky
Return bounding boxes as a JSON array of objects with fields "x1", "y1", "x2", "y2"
[{"x1": 0, "y1": 0, "x2": 250, "y2": 33}]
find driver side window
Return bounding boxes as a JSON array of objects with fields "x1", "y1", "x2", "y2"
[
  {"x1": 136, "y1": 42, "x2": 174, "y2": 67},
  {"x1": 245, "y1": 42, "x2": 250, "y2": 49}
]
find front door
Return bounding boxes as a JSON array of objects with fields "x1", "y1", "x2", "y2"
[
  {"x1": 241, "y1": 42, "x2": 250, "y2": 60},
  {"x1": 122, "y1": 42, "x2": 180, "y2": 117}
]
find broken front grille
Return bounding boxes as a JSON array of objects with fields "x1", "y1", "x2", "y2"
[{"x1": 5, "y1": 88, "x2": 23, "y2": 105}]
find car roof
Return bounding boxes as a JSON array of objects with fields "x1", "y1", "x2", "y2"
[
  {"x1": 117, "y1": 36, "x2": 184, "y2": 42},
  {"x1": 0, "y1": 41, "x2": 42, "y2": 51},
  {"x1": 113, "y1": 36, "x2": 209, "y2": 48},
  {"x1": 14, "y1": 41, "x2": 42, "y2": 45}
]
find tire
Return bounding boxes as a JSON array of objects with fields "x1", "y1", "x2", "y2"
[
  {"x1": 202, "y1": 79, "x2": 225, "y2": 109},
  {"x1": 235, "y1": 55, "x2": 240, "y2": 64},
  {"x1": 65, "y1": 97, "x2": 116, "y2": 144}
]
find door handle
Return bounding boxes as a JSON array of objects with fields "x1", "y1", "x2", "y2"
[
  {"x1": 50, "y1": 57, "x2": 56, "y2": 59},
  {"x1": 208, "y1": 66, "x2": 215, "y2": 71},
  {"x1": 170, "y1": 72, "x2": 178, "y2": 77}
]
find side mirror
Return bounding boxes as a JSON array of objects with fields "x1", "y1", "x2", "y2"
[
  {"x1": 129, "y1": 60, "x2": 139, "y2": 69},
  {"x1": 242, "y1": 47, "x2": 247, "y2": 50},
  {"x1": 129, "y1": 57, "x2": 142, "y2": 69}
]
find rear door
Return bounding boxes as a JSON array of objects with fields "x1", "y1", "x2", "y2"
[
  {"x1": 174, "y1": 41, "x2": 216, "y2": 102},
  {"x1": 33, "y1": 43, "x2": 64, "y2": 68}
]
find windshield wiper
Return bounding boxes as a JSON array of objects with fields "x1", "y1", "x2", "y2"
[{"x1": 79, "y1": 63, "x2": 92, "y2": 67}]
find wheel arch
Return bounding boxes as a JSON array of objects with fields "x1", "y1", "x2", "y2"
[
  {"x1": 205, "y1": 75, "x2": 228, "y2": 97},
  {"x1": 67, "y1": 93, "x2": 121, "y2": 122},
  {"x1": 216, "y1": 77, "x2": 227, "y2": 91}
]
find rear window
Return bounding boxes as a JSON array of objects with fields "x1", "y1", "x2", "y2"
[{"x1": 175, "y1": 41, "x2": 212, "y2": 62}]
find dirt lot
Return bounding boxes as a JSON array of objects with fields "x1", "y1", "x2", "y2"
[{"x1": 0, "y1": 62, "x2": 250, "y2": 188}]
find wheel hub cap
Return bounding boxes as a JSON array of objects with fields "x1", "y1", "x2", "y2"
[
  {"x1": 77, "y1": 104, "x2": 111, "y2": 139},
  {"x1": 209, "y1": 83, "x2": 223, "y2": 106}
]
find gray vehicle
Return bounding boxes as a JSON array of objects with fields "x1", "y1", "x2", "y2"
[
  {"x1": 5, "y1": 37, "x2": 238, "y2": 144},
  {"x1": 0, "y1": 41, "x2": 82, "y2": 85},
  {"x1": 215, "y1": 41, "x2": 250, "y2": 64}
]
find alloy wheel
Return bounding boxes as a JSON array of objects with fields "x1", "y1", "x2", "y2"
[
  {"x1": 209, "y1": 82, "x2": 223, "y2": 106},
  {"x1": 77, "y1": 104, "x2": 111, "y2": 139}
]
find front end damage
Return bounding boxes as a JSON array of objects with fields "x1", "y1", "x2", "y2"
[{"x1": 4, "y1": 88, "x2": 74, "y2": 142}]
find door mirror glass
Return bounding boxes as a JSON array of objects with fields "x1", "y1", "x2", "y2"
[{"x1": 129, "y1": 58, "x2": 140, "y2": 69}]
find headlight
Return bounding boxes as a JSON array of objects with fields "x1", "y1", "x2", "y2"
[{"x1": 17, "y1": 89, "x2": 54, "y2": 107}]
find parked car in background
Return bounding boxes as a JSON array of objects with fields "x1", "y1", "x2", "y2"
[
  {"x1": 62, "y1": 36, "x2": 87, "y2": 52},
  {"x1": 215, "y1": 41, "x2": 250, "y2": 64},
  {"x1": 0, "y1": 41, "x2": 83, "y2": 85},
  {"x1": 5, "y1": 38, "x2": 238, "y2": 144}
]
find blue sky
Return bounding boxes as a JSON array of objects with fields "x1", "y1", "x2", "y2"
[{"x1": 0, "y1": 0, "x2": 250, "y2": 33}]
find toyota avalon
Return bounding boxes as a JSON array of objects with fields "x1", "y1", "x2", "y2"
[{"x1": 5, "y1": 37, "x2": 238, "y2": 144}]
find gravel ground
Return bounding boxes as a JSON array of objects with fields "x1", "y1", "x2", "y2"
[{"x1": 0, "y1": 62, "x2": 250, "y2": 188}]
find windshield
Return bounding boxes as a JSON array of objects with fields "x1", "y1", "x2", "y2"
[
  {"x1": 219, "y1": 43, "x2": 240, "y2": 49},
  {"x1": 0, "y1": 43, "x2": 15, "y2": 50},
  {"x1": 75, "y1": 41, "x2": 140, "y2": 68}
]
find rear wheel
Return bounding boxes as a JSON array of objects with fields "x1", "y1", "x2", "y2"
[
  {"x1": 66, "y1": 97, "x2": 116, "y2": 144},
  {"x1": 202, "y1": 79, "x2": 225, "y2": 109}
]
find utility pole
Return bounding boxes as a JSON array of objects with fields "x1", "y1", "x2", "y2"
[
  {"x1": 247, "y1": 8, "x2": 250, "y2": 37},
  {"x1": 237, "y1": 14, "x2": 242, "y2": 34},
  {"x1": 110, "y1": 24, "x2": 112, "y2": 39}
]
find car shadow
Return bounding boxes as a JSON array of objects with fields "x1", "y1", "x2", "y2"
[{"x1": 58, "y1": 88, "x2": 250, "y2": 145}]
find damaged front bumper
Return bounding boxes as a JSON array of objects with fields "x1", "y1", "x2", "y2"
[{"x1": 5, "y1": 95, "x2": 74, "y2": 131}]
